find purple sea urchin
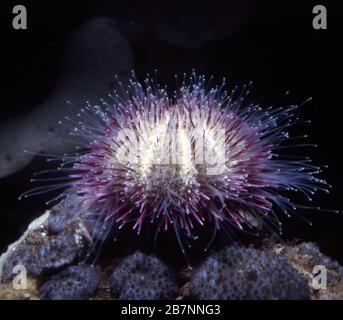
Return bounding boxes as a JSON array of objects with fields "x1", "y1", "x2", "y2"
[{"x1": 22, "y1": 73, "x2": 332, "y2": 255}]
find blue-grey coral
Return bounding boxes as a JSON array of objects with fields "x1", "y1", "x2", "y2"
[
  {"x1": 189, "y1": 246, "x2": 310, "y2": 300},
  {"x1": 39, "y1": 265, "x2": 100, "y2": 300},
  {"x1": 110, "y1": 251, "x2": 178, "y2": 300}
]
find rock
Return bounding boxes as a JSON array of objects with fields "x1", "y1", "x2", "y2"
[
  {"x1": 0, "y1": 207, "x2": 85, "y2": 284},
  {"x1": 36, "y1": 233, "x2": 79, "y2": 272},
  {"x1": 47, "y1": 193, "x2": 113, "y2": 244},
  {"x1": 110, "y1": 251, "x2": 179, "y2": 300},
  {"x1": 297, "y1": 242, "x2": 343, "y2": 280},
  {"x1": 0, "y1": 278, "x2": 39, "y2": 300},
  {"x1": 1, "y1": 232, "x2": 79, "y2": 283},
  {"x1": 272, "y1": 242, "x2": 343, "y2": 299},
  {"x1": 0, "y1": 212, "x2": 50, "y2": 282},
  {"x1": 39, "y1": 265, "x2": 100, "y2": 300},
  {"x1": 2, "y1": 209, "x2": 343, "y2": 300},
  {"x1": 48, "y1": 194, "x2": 84, "y2": 234},
  {"x1": 1, "y1": 246, "x2": 41, "y2": 283}
]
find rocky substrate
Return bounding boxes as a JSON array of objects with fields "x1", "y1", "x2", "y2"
[{"x1": 1, "y1": 197, "x2": 342, "y2": 300}]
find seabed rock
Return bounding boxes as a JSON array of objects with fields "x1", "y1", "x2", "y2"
[{"x1": 1, "y1": 198, "x2": 343, "y2": 300}]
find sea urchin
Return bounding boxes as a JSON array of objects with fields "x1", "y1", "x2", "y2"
[{"x1": 22, "y1": 73, "x2": 332, "y2": 255}]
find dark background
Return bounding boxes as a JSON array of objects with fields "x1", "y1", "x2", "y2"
[{"x1": 0, "y1": 0, "x2": 342, "y2": 263}]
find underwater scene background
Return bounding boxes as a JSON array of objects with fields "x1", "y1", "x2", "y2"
[{"x1": 0, "y1": 0, "x2": 342, "y2": 300}]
